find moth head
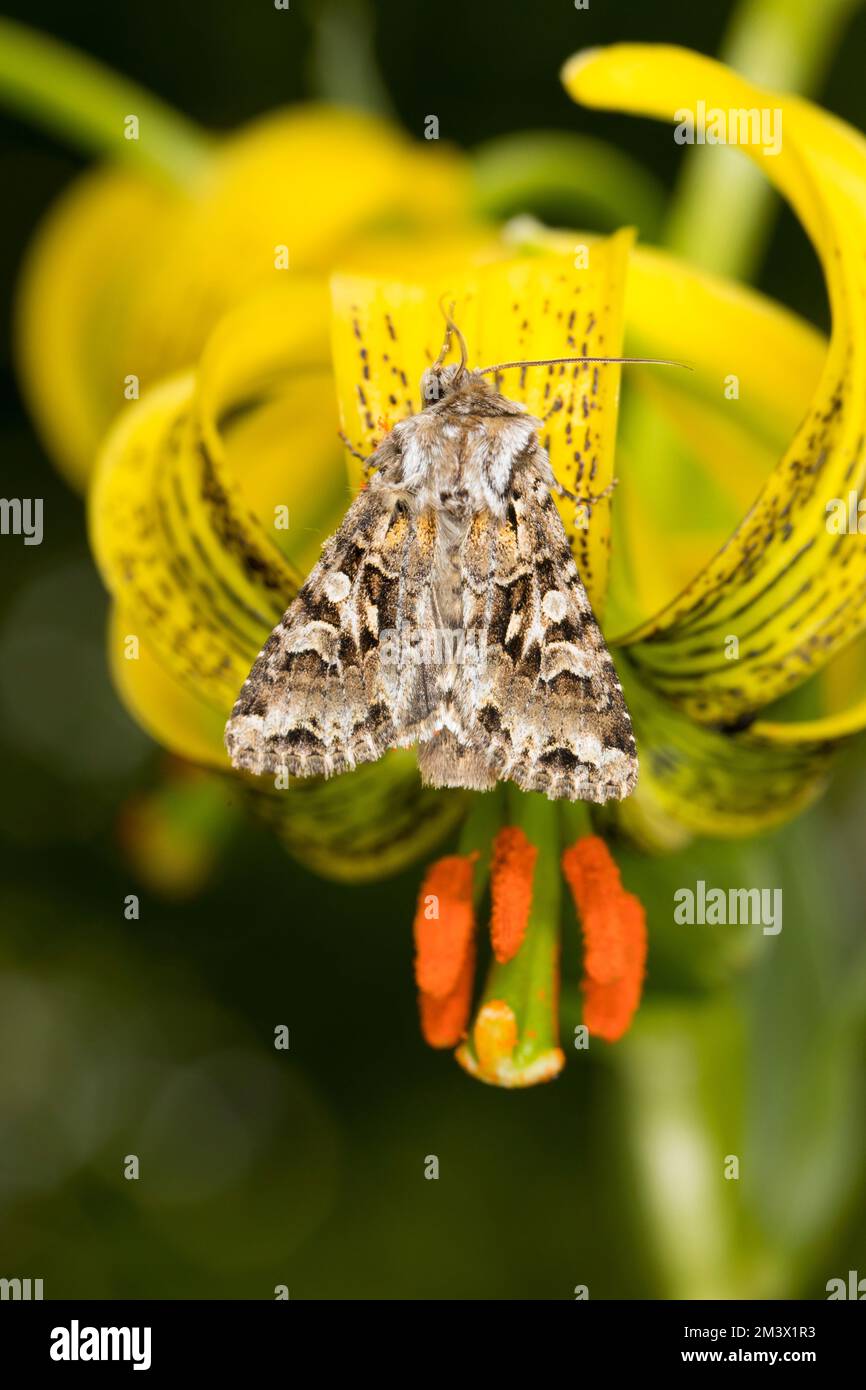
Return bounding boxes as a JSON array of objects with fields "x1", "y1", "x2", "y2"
[
  {"x1": 421, "y1": 297, "x2": 474, "y2": 406},
  {"x1": 420, "y1": 361, "x2": 478, "y2": 405}
]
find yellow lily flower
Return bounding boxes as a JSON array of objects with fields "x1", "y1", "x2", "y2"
[
  {"x1": 89, "y1": 229, "x2": 631, "y2": 881},
  {"x1": 23, "y1": 31, "x2": 866, "y2": 1086},
  {"x1": 89, "y1": 225, "x2": 642, "y2": 1083}
]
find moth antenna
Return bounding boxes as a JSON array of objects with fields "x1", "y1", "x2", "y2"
[
  {"x1": 435, "y1": 294, "x2": 468, "y2": 374},
  {"x1": 478, "y1": 355, "x2": 691, "y2": 374}
]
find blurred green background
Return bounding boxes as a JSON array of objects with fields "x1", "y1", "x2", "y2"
[{"x1": 1, "y1": 0, "x2": 865, "y2": 1300}]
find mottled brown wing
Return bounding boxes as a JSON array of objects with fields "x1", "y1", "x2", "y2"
[
  {"x1": 225, "y1": 482, "x2": 442, "y2": 777},
  {"x1": 452, "y1": 468, "x2": 638, "y2": 802}
]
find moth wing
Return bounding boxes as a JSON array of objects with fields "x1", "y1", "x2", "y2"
[
  {"x1": 225, "y1": 481, "x2": 443, "y2": 777},
  {"x1": 452, "y1": 467, "x2": 638, "y2": 802}
]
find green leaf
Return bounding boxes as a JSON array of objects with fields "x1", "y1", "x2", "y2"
[{"x1": 0, "y1": 18, "x2": 209, "y2": 185}]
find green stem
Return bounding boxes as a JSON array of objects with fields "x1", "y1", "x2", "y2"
[
  {"x1": 458, "y1": 785, "x2": 505, "y2": 902},
  {"x1": 307, "y1": 0, "x2": 394, "y2": 117},
  {"x1": 499, "y1": 790, "x2": 562, "y2": 1070},
  {"x1": 664, "y1": 0, "x2": 862, "y2": 280},
  {"x1": 560, "y1": 798, "x2": 592, "y2": 845},
  {"x1": 457, "y1": 788, "x2": 564, "y2": 1084},
  {"x1": 0, "y1": 18, "x2": 211, "y2": 185}
]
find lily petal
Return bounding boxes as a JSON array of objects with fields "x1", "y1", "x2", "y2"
[
  {"x1": 487, "y1": 223, "x2": 827, "y2": 633},
  {"x1": 496, "y1": 220, "x2": 863, "y2": 825},
  {"x1": 619, "y1": 657, "x2": 833, "y2": 839},
  {"x1": 614, "y1": 244, "x2": 826, "y2": 632},
  {"x1": 15, "y1": 168, "x2": 178, "y2": 490},
  {"x1": 90, "y1": 282, "x2": 463, "y2": 881},
  {"x1": 564, "y1": 44, "x2": 866, "y2": 723}
]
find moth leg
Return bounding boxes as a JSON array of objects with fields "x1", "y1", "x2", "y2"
[
  {"x1": 338, "y1": 430, "x2": 368, "y2": 465},
  {"x1": 574, "y1": 477, "x2": 619, "y2": 508},
  {"x1": 551, "y1": 475, "x2": 620, "y2": 509},
  {"x1": 566, "y1": 478, "x2": 620, "y2": 533},
  {"x1": 550, "y1": 476, "x2": 578, "y2": 503}
]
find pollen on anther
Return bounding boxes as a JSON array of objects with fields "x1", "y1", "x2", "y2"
[
  {"x1": 414, "y1": 853, "x2": 479, "y2": 1048},
  {"x1": 562, "y1": 835, "x2": 647, "y2": 1043},
  {"x1": 489, "y1": 826, "x2": 537, "y2": 963},
  {"x1": 580, "y1": 893, "x2": 646, "y2": 1043},
  {"x1": 562, "y1": 835, "x2": 626, "y2": 982},
  {"x1": 414, "y1": 853, "x2": 477, "y2": 998},
  {"x1": 419, "y1": 943, "x2": 476, "y2": 1049}
]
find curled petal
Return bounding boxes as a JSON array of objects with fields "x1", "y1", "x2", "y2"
[
  {"x1": 564, "y1": 44, "x2": 866, "y2": 721},
  {"x1": 15, "y1": 169, "x2": 178, "y2": 490},
  {"x1": 620, "y1": 658, "x2": 836, "y2": 839},
  {"x1": 18, "y1": 107, "x2": 471, "y2": 489},
  {"x1": 90, "y1": 286, "x2": 464, "y2": 881}
]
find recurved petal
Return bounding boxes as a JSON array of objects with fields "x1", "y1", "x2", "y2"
[
  {"x1": 564, "y1": 44, "x2": 866, "y2": 723},
  {"x1": 132, "y1": 109, "x2": 474, "y2": 388},
  {"x1": 90, "y1": 282, "x2": 462, "y2": 881},
  {"x1": 90, "y1": 306, "x2": 320, "y2": 756},
  {"x1": 108, "y1": 605, "x2": 229, "y2": 769},
  {"x1": 15, "y1": 167, "x2": 180, "y2": 490},
  {"x1": 618, "y1": 656, "x2": 835, "y2": 841},
  {"x1": 18, "y1": 106, "x2": 473, "y2": 489},
  {"x1": 249, "y1": 751, "x2": 466, "y2": 886},
  {"x1": 508, "y1": 220, "x2": 866, "y2": 780},
  {"x1": 499, "y1": 225, "x2": 828, "y2": 636},
  {"x1": 611, "y1": 245, "x2": 827, "y2": 634}
]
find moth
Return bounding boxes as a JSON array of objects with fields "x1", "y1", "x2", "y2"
[{"x1": 226, "y1": 310, "x2": 673, "y2": 802}]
